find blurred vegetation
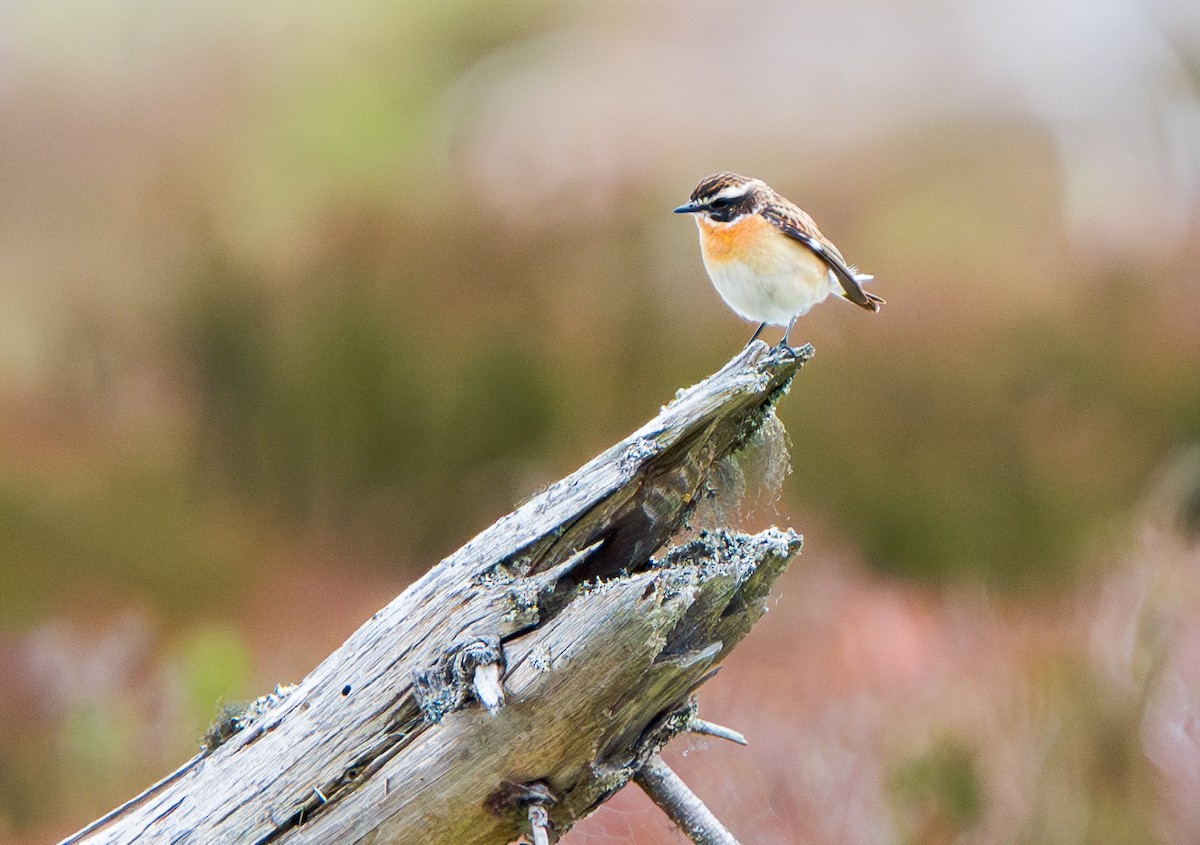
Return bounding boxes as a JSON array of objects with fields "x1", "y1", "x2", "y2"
[
  {"x1": 182, "y1": 263, "x2": 561, "y2": 548},
  {"x1": 889, "y1": 734, "x2": 983, "y2": 843},
  {"x1": 794, "y1": 272, "x2": 1200, "y2": 587},
  {"x1": 1024, "y1": 660, "x2": 1158, "y2": 844}
]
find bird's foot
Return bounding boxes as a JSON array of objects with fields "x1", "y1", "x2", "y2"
[{"x1": 774, "y1": 338, "x2": 800, "y2": 359}]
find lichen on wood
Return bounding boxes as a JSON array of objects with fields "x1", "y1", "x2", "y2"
[{"x1": 61, "y1": 341, "x2": 812, "y2": 845}]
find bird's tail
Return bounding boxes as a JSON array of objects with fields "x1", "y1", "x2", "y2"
[
  {"x1": 843, "y1": 272, "x2": 885, "y2": 312},
  {"x1": 858, "y1": 274, "x2": 884, "y2": 312},
  {"x1": 860, "y1": 290, "x2": 885, "y2": 312}
]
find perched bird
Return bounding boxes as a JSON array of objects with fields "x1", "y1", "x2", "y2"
[{"x1": 675, "y1": 172, "x2": 883, "y2": 347}]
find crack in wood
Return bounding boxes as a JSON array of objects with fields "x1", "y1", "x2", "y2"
[{"x1": 60, "y1": 342, "x2": 810, "y2": 845}]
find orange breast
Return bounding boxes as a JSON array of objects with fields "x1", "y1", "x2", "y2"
[{"x1": 698, "y1": 214, "x2": 776, "y2": 265}]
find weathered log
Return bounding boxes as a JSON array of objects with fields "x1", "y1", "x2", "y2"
[{"x1": 62, "y1": 341, "x2": 811, "y2": 845}]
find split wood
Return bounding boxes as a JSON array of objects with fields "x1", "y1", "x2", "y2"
[{"x1": 62, "y1": 341, "x2": 811, "y2": 845}]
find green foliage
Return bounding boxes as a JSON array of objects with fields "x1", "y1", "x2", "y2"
[
  {"x1": 889, "y1": 734, "x2": 983, "y2": 841},
  {"x1": 1021, "y1": 662, "x2": 1157, "y2": 844},
  {"x1": 182, "y1": 271, "x2": 560, "y2": 553},
  {"x1": 59, "y1": 700, "x2": 137, "y2": 783},
  {"x1": 0, "y1": 468, "x2": 244, "y2": 626},
  {"x1": 187, "y1": 278, "x2": 428, "y2": 510},
  {"x1": 174, "y1": 624, "x2": 253, "y2": 737},
  {"x1": 787, "y1": 280, "x2": 1196, "y2": 587}
]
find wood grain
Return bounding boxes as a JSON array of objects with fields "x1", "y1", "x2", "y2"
[{"x1": 61, "y1": 341, "x2": 811, "y2": 845}]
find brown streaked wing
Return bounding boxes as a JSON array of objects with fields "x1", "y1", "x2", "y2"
[{"x1": 762, "y1": 199, "x2": 883, "y2": 312}]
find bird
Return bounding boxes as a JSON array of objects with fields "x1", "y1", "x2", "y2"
[{"x1": 674, "y1": 172, "x2": 883, "y2": 348}]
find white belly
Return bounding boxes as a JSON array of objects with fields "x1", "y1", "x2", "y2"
[{"x1": 701, "y1": 240, "x2": 837, "y2": 326}]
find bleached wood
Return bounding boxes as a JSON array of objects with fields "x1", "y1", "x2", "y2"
[
  {"x1": 61, "y1": 341, "x2": 811, "y2": 845},
  {"x1": 635, "y1": 754, "x2": 743, "y2": 845},
  {"x1": 687, "y1": 718, "x2": 748, "y2": 746}
]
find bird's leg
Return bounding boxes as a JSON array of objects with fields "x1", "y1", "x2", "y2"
[
  {"x1": 777, "y1": 317, "x2": 797, "y2": 351},
  {"x1": 745, "y1": 322, "x2": 767, "y2": 347}
]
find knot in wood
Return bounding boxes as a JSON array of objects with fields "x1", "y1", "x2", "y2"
[
  {"x1": 414, "y1": 634, "x2": 506, "y2": 723},
  {"x1": 450, "y1": 636, "x2": 504, "y2": 686}
]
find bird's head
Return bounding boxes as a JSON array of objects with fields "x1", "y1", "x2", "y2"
[{"x1": 674, "y1": 172, "x2": 768, "y2": 223}]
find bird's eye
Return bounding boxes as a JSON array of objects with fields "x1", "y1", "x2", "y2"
[{"x1": 709, "y1": 198, "x2": 731, "y2": 209}]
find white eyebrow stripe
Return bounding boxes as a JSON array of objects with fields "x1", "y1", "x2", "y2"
[{"x1": 710, "y1": 184, "x2": 751, "y2": 201}]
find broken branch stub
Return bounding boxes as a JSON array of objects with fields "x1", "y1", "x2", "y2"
[
  {"x1": 61, "y1": 341, "x2": 811, "y2": 845},
  {"x1": 635, "y1": 753, "x2": 743, "y2": 845}
]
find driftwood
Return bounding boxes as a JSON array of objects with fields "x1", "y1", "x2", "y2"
[{"x1": 62, "y1": 341, "x2": 811, "y2": 845}]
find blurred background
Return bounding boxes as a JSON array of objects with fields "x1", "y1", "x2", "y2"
[{"x1": 1, "y1": 0, "x2": 1199, "y2": 841}]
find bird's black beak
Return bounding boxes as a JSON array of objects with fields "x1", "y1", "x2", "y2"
[{"x1": 673, "y1": 202, "x2": 702, "y2": 214}]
